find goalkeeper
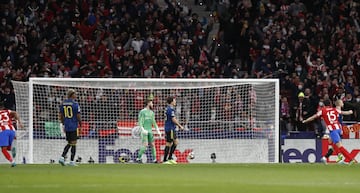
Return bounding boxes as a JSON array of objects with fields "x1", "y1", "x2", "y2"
[{"x1": 135, "y1": 99, "x2": 161, "y2": 163}]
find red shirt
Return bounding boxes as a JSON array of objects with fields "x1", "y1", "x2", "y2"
[
  {"x1": 0, "y1": 110, "x2": 15, "y2": 131},
  {"x1": 316, "y1": 106, "x2": 341, "y2": 131}
]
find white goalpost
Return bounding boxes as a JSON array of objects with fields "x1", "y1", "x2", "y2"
[{"x1": 8, "y1": 78, "x2": 279, "y2": 164}]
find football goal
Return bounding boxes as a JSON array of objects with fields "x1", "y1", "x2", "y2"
[{"x1": 8, "y1": 78, "x2": 279, "y2": 164}]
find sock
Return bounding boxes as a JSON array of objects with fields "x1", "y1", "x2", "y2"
[
  {"x1": 324, "y1": 148, "x2": 334, "y2": 158},
  {"x1": 168, "y1": 144, "x2": 177, "y2": 160},
  {"x1": 163, "y1": 146, "x2": 170, "y2": 162},
  {"x1": 62, "y1": 144, "x2": 71, "y2": 158},
  {"x1": 339, "y1": 146, "x2": 353, "y2": 162},
  {"x1": 2, "y1": 148, "x2": 13, "y2": 162},
  {"x1": 70, "y1": 145, "x2": 76, "y2": 161},
  {"x1": 331, "y1": 144, "x2": 340, "y2": 154},
  {"x1": 138, "y1": 146, "x2": 146, "y2": 159},
  {"x1": 151, "y1": 146, "x2": 156, "y2": 160}
]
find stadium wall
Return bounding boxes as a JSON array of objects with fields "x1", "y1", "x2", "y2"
[
  {"x1": 2, "y1": 138, "x2": 359, "y2": 164},
  {"x1": 2, "y1": 138, "x2": 269, "y2": 164},
  {"x1": 282, "y1": 139, "x2": 360, "y2": 163}
]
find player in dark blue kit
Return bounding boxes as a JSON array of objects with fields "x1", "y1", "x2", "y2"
[
  {"x1": 58, "y1": 89, "x2": 82, "y2": 166},
  {"x1": 163, "y1": 96, "x2": 183, "y2": 164}
]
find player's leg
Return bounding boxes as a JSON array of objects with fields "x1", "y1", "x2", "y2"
[
  {"x1": 149, "y1": 142, "x2": 157, "y2": 163},
  {"x1": 163, "y1": 143, "x2": 172, "y2": 163},
  {"x1": 335, "y1": 141, "x2": 356, "y2": 163},
  {"x1": 11, "y1": 141, "x2": 16, "y2": 159},
  {"x1": 321, "y1": 137, "x2": 333, "y2": 163},
  {"x1": 321, "y1": 148, "x2": 333, "y2": 164},
  {"x1": 324, "y1": 138, "x2": 334, "y2": 159},
  {"x1": 8, "y1": 130, "x2": 16, "y2": 166},
  {"x1": 12, "y1": 124, "x2": 18, "y2": 158},
  {"x1": 328, "y1": 143, "x2": 345, "y2": 163},
  {"x1": 0, "y1": 130, "x2": 15, "y2": 167},
  {"x1": 168, "y1": 140, "x2": 178, "y2": 161},
  {"x1": 332, "y1": 130, "x2": 356, "y2": 163},
  {"x1": 70, "y1": 141, "x2": 77, "y2": 161},
  {"x1": 328, "y1": 139, "x2": 344, "y2": 163},
  {"x1": 59, "y1": 143, "x2": 71, "y2": 166},
  {"x1": 59, "y1": 132, "x2": 71, "y2": 166},
  {"x1": 168, "y1": 131, "x2": 178, "y2": 163},
  {"x1": 322, "y1": 147, "x2": 344, "y2": 164},
  {"x1": 68, "y1": 131, "x2": 78, "y2": 166},
  {"x1": 148, "y1": 132, "x2": 157, "y2": 163},
  {"x1": 324, "y1": 147, "x2": 333, "y2": 158},
  {"x1": 329, "y1": 131, "x2": 341, "y2": 154},
  {"x1": 136, "y1": 131, "x2": 149, "y2": 163},
  {"x1": 1, "y1": 146, "x2": 13, "y2": 162},
  {"x1": 61, "y1": 143, "x2": 71, "y2": 158},
  {"x1": 163, "y1": 131, "x2": 173, "y2": 163}
]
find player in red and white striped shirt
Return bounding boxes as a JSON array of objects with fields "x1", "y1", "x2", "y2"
[
  {"x1": 303, "y1": 99, "x2": 357, "y2": 164},
  {"x1": 0, "y1": 101, "x2": 23, "y2": 167}
]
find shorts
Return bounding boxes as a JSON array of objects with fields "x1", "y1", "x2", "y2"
[
  {"x1": 0, "y1": 129, "x2": 15, "y2": 147},
  {"x1": 165, "y1": 130, "x2": 177, "y2": 143},
  {"x1": 330, "y1": 129, "x2": 341, "y2": 144},
  {"x1": 65, "y1": 130, "x2": 78, "y2": 142},
  {"x1": 141, "y1": 130, "x2": 154, "y2": 144}
]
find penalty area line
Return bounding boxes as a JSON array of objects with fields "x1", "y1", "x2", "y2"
[{"x1": 4, "y1": 183, "x2": 209, "y2": 189}]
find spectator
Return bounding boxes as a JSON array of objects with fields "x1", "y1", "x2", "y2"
[
  {"x1": 1, "y1": 87, "x2": 15, "y2": 110},
  {"x1": 280, "y1": 96, "x2": 291, "y2": 134},
  {"x1": 292, "y1": 92, "x2": 311, "y2": 131},
  {"x1": 343, "y1": 92, "x2": 356, "y2": 121}
]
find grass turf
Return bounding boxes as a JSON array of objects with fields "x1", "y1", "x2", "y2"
[{"x1": 1, "y1": 163, "x2": 359, "y2": 193}]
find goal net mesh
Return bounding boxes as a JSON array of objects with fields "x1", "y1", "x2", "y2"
[{"x1": 8, "y1": 78, "x2": 279, "y2": 164}]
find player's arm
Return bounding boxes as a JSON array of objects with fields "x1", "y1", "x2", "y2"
[
  {"x1": 340, "y1": 110, "x2": 353, "y2": 115},
  {"x1": 152, "y1": 112, "x2": 161, "y2": 137},
  {"x1": 138, "y1": 111, "x2": 147, "y2": 134},
  {"x1": 172, "y1": 116, "x2": 184, "y2": 130},
  {"x1": 302, "y1": 113, "x2": 319, "y2": 124},
  {"x1": 59, "y1": 112, "x2": 64, "y2": 123},
  {"x1": 77, "y1": 113, "x2": 82, "y2": 129},
  {"x1": 58, "y1": 112, "x2": 65, "y2": 132},
  {"x1": 59, "y1": 105, "x2": 65, "y2": 124},
  {"x1": 10, "y1": 111, "x2": 24, "y2": 129},
  {"x1": 76, "y1": 104, "x2": 82, "y2": 134},
  {"x1": 169, "y1": 109, "x2": 183, "y2": 129},
  {"x1": 138, "y1": 111, "x2": 144, "y2": 128}
]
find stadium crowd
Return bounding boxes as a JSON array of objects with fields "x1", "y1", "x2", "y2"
[{"x1": 0, "y1": 0, "x2": 360, "y2": 135}]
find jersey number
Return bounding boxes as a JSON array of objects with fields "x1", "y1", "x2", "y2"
[
  {"x1": 0, "y1": 112, "x2": 10, "y2": 121},
  {"x1": 326, "y1": 111, "x2": 336, "y2": 123},
  {"x1": 0, "y1": 112, "x2": 10, "y2": 123},
  {"x1": 63, "y1": 106, "x2": 73, "y2": 118}
]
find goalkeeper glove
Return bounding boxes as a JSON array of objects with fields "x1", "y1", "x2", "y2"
[
  {"x1": 141, "y1": 127, "x2": 148, "y2": 135},
  {"x1": 156, "y1": 128, "x2": 161, "y2": 138},
  {"x1": 60, "y1": 123, "x2": 64, "y2": 132}
]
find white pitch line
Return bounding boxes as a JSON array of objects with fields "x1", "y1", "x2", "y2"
[
  {"x1": 4, "y1": 181, "x2": 360, "y2": 189},
  {"x1": 4, "y1": 183, "x2": 206, "y2": 189}
]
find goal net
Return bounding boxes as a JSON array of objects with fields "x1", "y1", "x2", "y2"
[{"x1": 8, "y1": 78, "x2": 279, "y2": 164}]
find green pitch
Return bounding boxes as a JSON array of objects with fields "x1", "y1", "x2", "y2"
[{"x1": 1, "y1": 163, "x2": 359, "y2": 193}]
